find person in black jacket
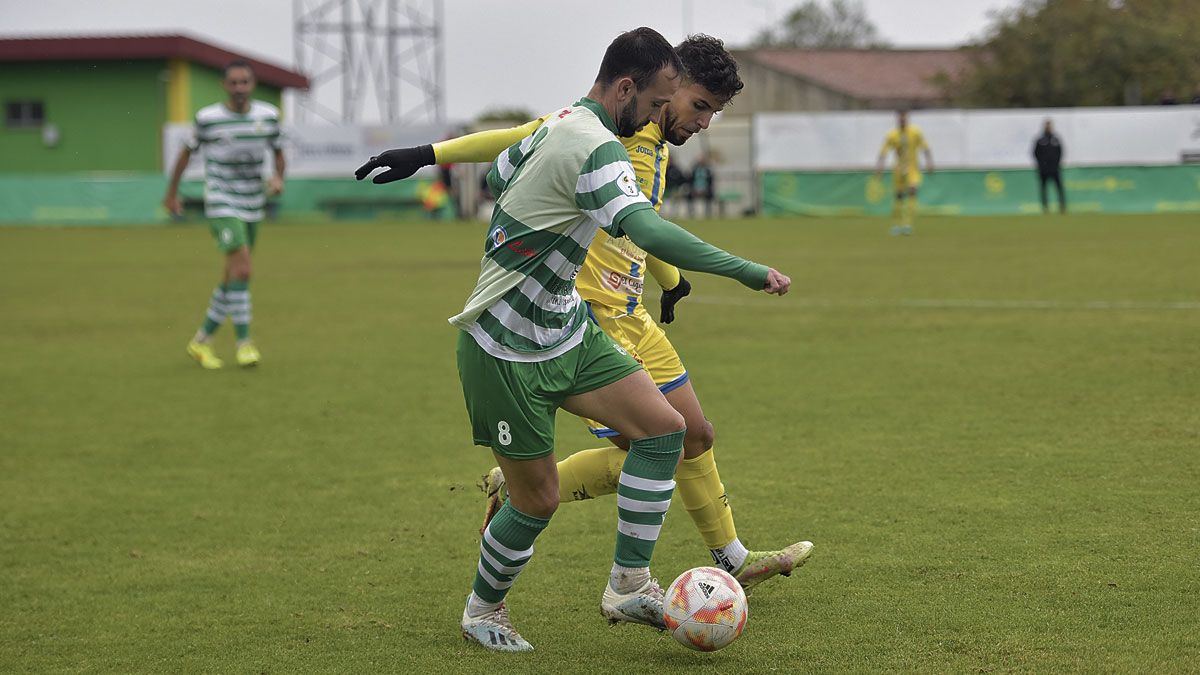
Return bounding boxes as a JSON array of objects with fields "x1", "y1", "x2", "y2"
[{"x1": 1033, "y1": 119, "x2": 1066, "y2": 214}]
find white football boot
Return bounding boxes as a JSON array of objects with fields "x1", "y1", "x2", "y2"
[
  {"x1": 461, "y1": 598, "x2": 533, "y2": 653},
  {"x1": 600, "y1": 576, "x2": 666, "y2": 630}
]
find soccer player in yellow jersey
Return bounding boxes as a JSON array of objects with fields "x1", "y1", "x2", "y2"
[
  {"x1": 875, "y1": 109, "x2": 934, "y2": 236},
  {"x1": 356, "y1": 35, "x2": 812, "y2": 591}
]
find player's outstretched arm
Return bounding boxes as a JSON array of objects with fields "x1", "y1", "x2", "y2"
[
  {"x1": 618, "y1": 208, "x2": 789, "y2": 296},
  {"x1": 354, "y1": 119, "x2": 543, "y2": 184}
]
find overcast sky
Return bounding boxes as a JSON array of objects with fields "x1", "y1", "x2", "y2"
[{"x1": 2, "y1": 0, "x2": 1014, "y2": 122}]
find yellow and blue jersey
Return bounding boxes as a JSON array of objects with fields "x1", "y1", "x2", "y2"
[
  {"x1": 880, "y1": 125, "x2": 928, "y2": 175},
  {"x1": 575, "y1": 121, "x2": 674, "y2": 313}
]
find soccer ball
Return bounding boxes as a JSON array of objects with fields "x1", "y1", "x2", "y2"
[{"x1": 663, "y1": 566, "x2": 748, "y2": 652}]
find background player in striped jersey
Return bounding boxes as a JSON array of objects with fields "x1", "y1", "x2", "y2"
[
  {"x1": 357, "y1": 35, "x2": 812, "y2": 595},
  {"x1": 164, "y1": 61, "x2": 285, "y2": 369},
  {"x1": 359, "y1": 27, "x2": 791, "y2": 652}
]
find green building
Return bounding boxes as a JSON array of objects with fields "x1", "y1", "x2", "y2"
[{"x1": 0, "y1": 34, "x2": 308, "y2": 223}]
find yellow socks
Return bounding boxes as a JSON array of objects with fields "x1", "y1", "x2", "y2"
[
  {"x1": 557, "y1": 447, "x2": 626, "y2": 502},
  {"x1": 902, "y1": 194, "x2": 917, "y2": 227},
  {"x1": 558, "y1": 446, "x2": 752, "y2": 573},
  {"x1": 675, "y1": 449, "x2": 738, "y2": 551}
]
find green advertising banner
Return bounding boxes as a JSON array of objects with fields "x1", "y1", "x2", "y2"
[
  {"x1": 762, "y1": 165, "x2": 1200, "y2": 216},
  {"x1": 0, "y1": 173, "x2": 438, "y2": 225}
]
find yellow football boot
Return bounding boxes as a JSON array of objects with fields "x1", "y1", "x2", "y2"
[
  {"x1": 186, "y1": 341, "x2": 224, "y2": 370},
  {"x1": 235, "y1": 342, "x2": 261, "y2": 368},
  {"x1": 734, "y1": 541, "x2": 815, "y2": 592}
]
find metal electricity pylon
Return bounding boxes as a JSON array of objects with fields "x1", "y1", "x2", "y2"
[{"x1": 293, "y1": 0, "x2": 444, "y2": 124}]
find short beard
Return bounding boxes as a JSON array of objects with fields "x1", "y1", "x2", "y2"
[
  {"x1": 660, "y1": 106, "x2": 686, "y2": 146},
  {"x1": 616, "y1": 95, "x2": 640, "y2": 137}
]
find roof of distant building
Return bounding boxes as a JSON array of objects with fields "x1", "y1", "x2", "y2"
[
  {"x1": 0, "y1": 33, "x2": 308, "y2": 89},
  {"x1": 734, "y1": 48, "x2": 971, "y2": 104}
]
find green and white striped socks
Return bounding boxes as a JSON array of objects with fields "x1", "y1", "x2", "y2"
[
  {"x1": 225, "y1": 280, "x2": 252, "y2": 342},
  {"x1": 197, "y1": 285, "x2": 226, "y2": 340},
  {"x1": 470, "y1": 502, "x2": 549, "y2": 608},
  {"x1": 613, "y1": 429, "x2": 684, "y2": 574}
]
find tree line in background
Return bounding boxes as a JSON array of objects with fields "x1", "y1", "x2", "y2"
[
  {"x1": 957, "y1": 0, "x2": 1200, "y2": 107},
  {"x1": 753, "y1": 0, "x2": 1199, "y2": 108},
  {"x1": 470, "y1": 0, "x2": 1200, "y2": 125}
]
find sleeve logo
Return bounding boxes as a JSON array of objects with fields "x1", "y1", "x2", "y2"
[
  {"x1": 618, "y1": 171, "x2": 640, "y2": 197},
  {"x1": 488, "y1": 225, "x2": 507, "y2": 251}
]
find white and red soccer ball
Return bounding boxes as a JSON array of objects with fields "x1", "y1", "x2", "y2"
[{"x1": 663, "y1": 566, "x2": 748, "y2": 652}]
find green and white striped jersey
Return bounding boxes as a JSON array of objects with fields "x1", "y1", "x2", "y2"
[
  {"x1": 449, "y1": 98, "x2": 655, "y2": 362},
  {"x1": 185, "y1": 101, "x2": 282, "y2": 222}
]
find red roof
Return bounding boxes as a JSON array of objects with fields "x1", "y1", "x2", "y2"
[
  {"x1": 0, "y1": 34, "x2": 308, "y2": 89},
  {"x1": 735, "y1": 49, "x2": 971, "y2": 104}
]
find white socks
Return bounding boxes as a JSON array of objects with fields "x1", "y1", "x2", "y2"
[
  {"x1": 609, "y1": 563, "x2": 651, "y2": 593},
  {"x1": 712, "y1": 538, "x2": 750, "y2": 574},
  {"x1": 465, "y1": 591, "x2": 501, "y2": 618}
]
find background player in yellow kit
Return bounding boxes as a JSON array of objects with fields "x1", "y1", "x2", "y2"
[
  {"x1": 875, "y1": 109, "x2": 934, "y2": 236},
  {"x1": 355, "y1": 34, "x2": 812, "y2": 591}
]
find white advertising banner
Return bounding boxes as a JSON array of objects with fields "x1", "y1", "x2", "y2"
[
  {"x1": 163, "y1": 123, "x2": 460, "y2": 179},
  {"x1": 754, "y1": 106, "x2": 1200, "y2": 171}
]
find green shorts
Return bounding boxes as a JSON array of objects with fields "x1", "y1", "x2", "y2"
[
  {"x1": 456, "y1": 320, "x2": 643, "y2": 460},
  {"x1": 209, "y1": 217, "x2": 259, "y2": 253}
]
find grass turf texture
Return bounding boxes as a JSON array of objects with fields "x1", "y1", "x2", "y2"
[{"x1": 1, "y1": 214, "x2": 1197, "y2": 672}]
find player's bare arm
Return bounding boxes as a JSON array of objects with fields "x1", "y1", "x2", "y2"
[
  {"x1": 267, "y1": 148, "x2": 286, "y2": 196},
  {"x1": 163, "y1": 146, "x2": 192, "y2": 216}
]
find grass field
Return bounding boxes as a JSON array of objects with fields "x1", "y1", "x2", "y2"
[{"x1": 1, "y1": 214, "x2": 1198, "y2": 673}]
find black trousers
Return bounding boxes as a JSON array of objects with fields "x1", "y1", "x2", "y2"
[{"x1": 1039, "y1": 170, "x2": 1066, "y2": 212}]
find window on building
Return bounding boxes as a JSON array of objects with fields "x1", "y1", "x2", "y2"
[{"x1": 5, "y1": 101, "x2": 45, "y2": 128}]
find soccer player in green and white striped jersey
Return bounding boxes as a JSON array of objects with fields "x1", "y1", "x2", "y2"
[
  {"x1": 164, "y1": 60, "x2": 285, "y2": 370},
  {"x1": 360, "y1": 28, "x2": 790, "y2": 652}
]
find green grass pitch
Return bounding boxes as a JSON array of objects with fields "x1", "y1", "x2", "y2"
[{"x1": 1, "y1": 214, "x2": 1197, "y2": 672}]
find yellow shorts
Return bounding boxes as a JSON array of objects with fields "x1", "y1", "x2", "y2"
[
  {"x1": 582, "y1": 302, "x2": 688, "y2": 438},
  {"x1": 894, "y1": 169, "x2": 922, "y2": 190}
]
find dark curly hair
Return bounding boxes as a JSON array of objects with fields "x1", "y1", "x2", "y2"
[{"x1": 675, "y1": 34, "x2": 744, "y2": 104}]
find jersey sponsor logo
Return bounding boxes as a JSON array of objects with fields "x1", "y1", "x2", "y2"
[
  {"x1": 505, "y1": 239, "x2": 537, "y2": 258},
  {"x1": 603, "y1": 234, "x2": 648, "y2": 262},
  {"x1": 634, "y1": 145, "x2": 654, "y2": 156},
  {"x1": 543, "y1": 293, "x2": 574, "y2": 307},
  {"x1": 618, "y1": 171, "x2": 640, "y2": 197},
  {"x1": 605, "y1": 269, "x2": 644, "y2": 296},
  {"x1": 557, "y1": 108, "x2": 572, "y2": 119}
]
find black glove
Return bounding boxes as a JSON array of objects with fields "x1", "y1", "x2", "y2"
[
  {"x1": 354, "y1": 144, "x2": 436, "y2": 183},
  {"x1": 658, "y1": 275, "x2": 692, "y2": 324}
]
